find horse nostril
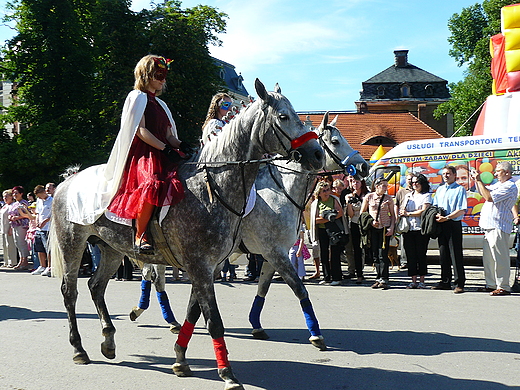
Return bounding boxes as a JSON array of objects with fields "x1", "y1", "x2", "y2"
[{"x1": 315, "y1": 150, "x2": 324, "y2": 162}]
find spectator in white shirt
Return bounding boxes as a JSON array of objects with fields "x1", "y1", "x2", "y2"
[{"x1": 472, "y1": 161, "x2": 518, "y2": 295}]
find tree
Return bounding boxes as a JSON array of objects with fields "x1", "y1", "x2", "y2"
[
  {"x1": 141, "y1": 1, "x2": 227, "y2": 141},
  {"x1": 435, "y1": 0, "x2": 518, "y2": 136},
  {"x1": 0, "y1": 0, "x2": 227, "y2": 189}
]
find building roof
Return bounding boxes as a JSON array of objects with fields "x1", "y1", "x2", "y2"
[
  {"x1": 359, "y1": 50, "x2": 451, "y2": 101},
  {"x1": 298, "y1": 111, "x2": 444, "y2": 160},
  {"x1": 213, "y1": 57, "x2": 249, "y2": 99},
  {"x1": 364, "y1": 63, "x2": 447, "y2": 84}
]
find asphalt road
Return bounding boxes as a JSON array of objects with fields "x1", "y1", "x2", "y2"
[{"x1": 1, "y1": 259, "x2": 520, "y2": 390}]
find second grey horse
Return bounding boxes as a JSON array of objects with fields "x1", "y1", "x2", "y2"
[{"x1": 235, "y1": 112, "x2": 369, "y2": 345}]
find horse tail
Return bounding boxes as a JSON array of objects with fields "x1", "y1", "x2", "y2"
[{"x1": 49, "y1": 221, "x2": 64, "y2": 279}]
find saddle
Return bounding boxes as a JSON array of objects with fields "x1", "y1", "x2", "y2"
[{"x1": 129, "y1": 209, "x2": 184, "y2": 270}]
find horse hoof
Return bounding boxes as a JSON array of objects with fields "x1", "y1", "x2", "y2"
[
  {"x1": 218, "y1": 367, "x2": 244, "y2": 390},
  {"x1": 309, "y1": 335, "x2": 327, "y2": 351},
  {"x1": 252, "y1": 328, "x2": 270, "y2": 340},
  {"x1": 73, "y1": 352, "x2": 91, "y2": 365},
  {"x1": 101, "y1": 343, "x2": 116, "y2": 359},
  {"x1": 169, "y1": 321, "x2": 182, "y2": 334},
  {"x1": 172, "y1": 362, "x2": 193, "y2": 377},
  {"x1": 129, "y1": 306, "x2": 144, "y2": 321}
]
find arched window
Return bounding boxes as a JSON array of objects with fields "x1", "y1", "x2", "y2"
[
  {"x1": 377, "y1": 86, "x2": 385, "y2": 98},
  {"x1": 219, "y1": 69, "x2": 226, "y2": 80},
  {"x1": 425, "y1": 84, "x2": 433, "y2": 96},
  {"x1": 401, "y1": 83, "x2": 410, "y2": 98}
]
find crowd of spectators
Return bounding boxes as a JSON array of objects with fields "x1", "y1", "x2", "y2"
[{"x1": 2, "y1": 162, "x2": 519, "y2": 296}]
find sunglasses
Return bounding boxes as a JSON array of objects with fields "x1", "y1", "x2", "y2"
[{"x1": 220, "y1": 101, "x2": 232, "y2": 110}]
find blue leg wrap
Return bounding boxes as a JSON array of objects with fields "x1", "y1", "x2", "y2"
[
  {"x1": 157, "y1": 291, "x2": 176, "y2": 324},
  {"x1": 300, "y1": 298, "x2": 320, "y2": 337},
  {"x1": 138, "y1": 280, "x2": 152, "y2": 310},
  {"x1": 249, "y1": 295, "x2": 265, "y2": 329}
]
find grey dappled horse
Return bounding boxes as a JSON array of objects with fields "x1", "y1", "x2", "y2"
[
  {"x1": 50, "y1": 79, "x2": 324, "y2": 390},
  {"x1": 233, "y1": 112, "x2": 368, "y2": 343}
]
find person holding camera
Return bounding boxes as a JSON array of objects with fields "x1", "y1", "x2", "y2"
[
  {"x1": 360, "y1": 177, "x2": 396, "y2": 289},
  {"x1": 310, "y1": 181, "x2": 347, "y2": 286},
  {"x1": 345, "y1": 178, "x2": 370, "y2": 284}
]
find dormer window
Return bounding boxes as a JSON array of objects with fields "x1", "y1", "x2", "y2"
[
  {"x1": 219, "y1": 69, "x2": 226, "y2": 80},
  {"x1": 376, "y1": 86, "x2": 385, "y2": 98},
  {"x1": 401, "y1": 83, "x2": 410, "y2": 98},
  {"x1": 425, "y1": 84, "x2": 433, "y2": 96}
]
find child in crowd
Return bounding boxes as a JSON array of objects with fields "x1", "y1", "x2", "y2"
[{"x1": 289, "y1": 225, "x2": 311, "y2": 280}]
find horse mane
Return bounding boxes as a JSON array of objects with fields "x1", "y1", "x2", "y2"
[{"x1": 60, "y1": 165, "x2": 82, "y2": 181}]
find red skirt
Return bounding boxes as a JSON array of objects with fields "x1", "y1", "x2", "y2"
[{"x1": 108, "y1": 140, "x2": 184, "y2": 219}]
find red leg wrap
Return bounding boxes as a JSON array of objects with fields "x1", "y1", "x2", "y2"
[
  {"x1": 212, "y1": 337, "x2": 230, "y2": 369},
  {"x1": 176, "y1": 320, "x2": 195, "y2": 349}
]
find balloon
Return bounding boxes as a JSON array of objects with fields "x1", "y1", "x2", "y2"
[
  {"x1": 480, "y1": 171, "x2": 494, "y2": 184},
  {"x1": 479, "y1": 162, "x2": 493, "y2": 173}
]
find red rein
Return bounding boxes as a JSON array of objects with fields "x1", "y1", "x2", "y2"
[{"x1": 290, "y1": 131, "x2": 318, "y2": 150}]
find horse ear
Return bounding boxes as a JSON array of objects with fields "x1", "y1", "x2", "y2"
[
  {"x1": 274, "y1": 83, "x2": 281, "y2": 94},
  {"x1": 319, "y1": 111, "x2": 330, "y2": 133},
  {"x1": 255, "y1": 79, "x2": 269, "y2": 101},
  {"x1": 330, "y1": 115, "x2": 338, "y2": 127}
]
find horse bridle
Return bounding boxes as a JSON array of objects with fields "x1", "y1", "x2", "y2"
[
  {"x1": 260, "y1": 103, "x2": 318, "y2": 163},
  {"x1": 319, "y1": 125, "x2": 361, "y2": 176}
]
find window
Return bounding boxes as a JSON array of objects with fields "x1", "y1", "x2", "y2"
[
  {"x1": 425, "y1": 84, "x2": 433, "y2": 96},
  {"x1": 401, "y1": 83, "x2": 410, "y2": 98},
  {"x1": 377, "y1": 86, "x2": 385, "y2": 98}
]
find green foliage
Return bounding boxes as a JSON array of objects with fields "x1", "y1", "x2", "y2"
[
  {"x1": 436, "y1": 0, "x2": 518, "y2": 136},
  {"x1": 0, "y1": 0, "x2": 227, "y2": 189}
]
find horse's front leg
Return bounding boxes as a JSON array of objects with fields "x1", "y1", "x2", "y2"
[
  {"x1": 88, "y1": 246, "x2": 125, "y2": 360},
  {"x1": 172, "y1": 288, "x2": 201, "y2": 377},
  {"x1": 267, "y1": 252, "x2": 327, "y2": 351},
  {"x1": 249, "y1": 260, "x2": 276, "y2": 340},
  {"x1": 192, "y1": 272, "x2": 244, "y2": 390}
]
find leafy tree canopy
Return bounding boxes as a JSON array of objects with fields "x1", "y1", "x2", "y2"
[
  {"x1": 0, "y1": 0, "x2": 227, "y2": 190},
  {"x1": 435, "y1": 0, "x2": 518, "y2": 136}
]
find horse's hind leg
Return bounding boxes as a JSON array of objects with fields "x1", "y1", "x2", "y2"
[
  {"x1": 62, "y1": 273, "x2": 91, "y2": 364},
  {"x1": 57, "y1": 229, "x2": 91, "y2": 364},
  {"x1": 152, "y1": 264, "x2": 182, "y2": 333},
  {"x1": 249, "y1": 261, "x2": 276, "y2": 340},
  {"x1": 264, "y1": 252, "x2": 327, "y2": 351},
  {"x1": 88, "y1": 244, "x2": 125, "y2": 360}
]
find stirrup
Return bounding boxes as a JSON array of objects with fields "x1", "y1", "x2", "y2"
[{"x1": 135, "y1": 233, "x2": 154, "y2": 255}]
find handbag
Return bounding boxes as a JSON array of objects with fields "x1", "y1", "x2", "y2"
[
  {"x1": 396, "y1": 215, "x2": 410, "y2": 234},
  {"x1": 395, "y1": 196, "x2": 410, "y2": 234},
  {"x1": 324, "y1": 220, "x2": 349, "y2": 246}
]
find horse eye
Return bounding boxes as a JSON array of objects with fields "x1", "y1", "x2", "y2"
[
  {"x1": 331, "y1": 136, "x2": 339, "y2": 145},
  {"x1": 279, "y1": 114, "x2": 288, "y2": 120}
]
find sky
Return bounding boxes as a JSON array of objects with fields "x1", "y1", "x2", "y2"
[{"x1": 0, "y1": 0, "x2": 478, "y2": 112}]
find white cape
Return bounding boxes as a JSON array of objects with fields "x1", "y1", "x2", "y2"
[{"x1": 66, "y1": 90, "x2": 177, "y2": 225}]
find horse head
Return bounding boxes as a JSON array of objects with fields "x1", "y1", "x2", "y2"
[
  {"x1": 254, "y1": 79, "x2": 324, "y2": 171},
  {"x1": 317, "y1": 112, "x2": 369, "y2": 178}
]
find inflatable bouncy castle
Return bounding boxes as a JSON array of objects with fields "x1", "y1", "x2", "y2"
[{"x1": 473, "y1": 3, "x2": 520, "y2": 135}]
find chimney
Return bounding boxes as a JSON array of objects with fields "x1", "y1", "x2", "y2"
[{"x1": 394, "y1": 50, "x2": 409, "y2": 67}]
